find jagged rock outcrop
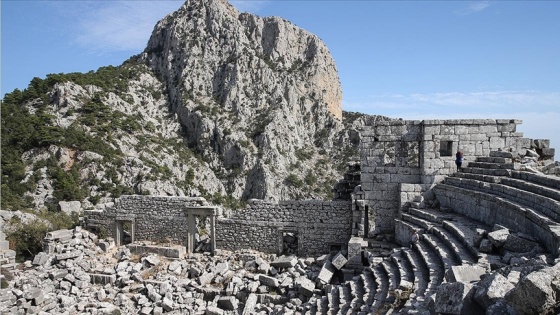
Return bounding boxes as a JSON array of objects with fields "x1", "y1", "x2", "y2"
[{"x1": 141, "y1": 0, "x2": 346, "y2": 200}]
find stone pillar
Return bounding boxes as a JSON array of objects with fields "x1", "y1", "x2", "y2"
[
  {"x1": 187, "y1": 213, "x2": 195, "y2": 253},
  {"x1": 210, "y1": 214, "x2": 216, "y2": 254}
]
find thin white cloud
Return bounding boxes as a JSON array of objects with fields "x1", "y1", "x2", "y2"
[
  {"x1": 350, "y1": 91, "x2": 560, "y2": 113},
  {"x1": 74, "y1": 1, "x2": 183, "y2": 53},
  {"x1": 455, "y1": 1, "x2": 491, "y2": 15}
]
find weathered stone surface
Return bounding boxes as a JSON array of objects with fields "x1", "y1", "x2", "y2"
[
  {"x1": 206, "y1": 306, "x2": 224, "y2": 315},
  {"x1": 259, "y1": 275, "x2": 279, "y2": 288},
  {"x1": 270, "y1": 256, "x2": 297, "y2": 269},
  {"x1": 295, "y1": 276, "x2": 315, "y2": 297},
  {"x1": 217, "y1": 296, "x2": 238, "y2": 310},
  {"x1": 503, "y1": 234, "x2": 539, "y2": 253},
  {"x1": 331, "y1": 252, "x2": 348, "y2": 270},
  {"x1": 505, "y1": 270, "x2": 556, "y2": 314},
  {"x1": 488, "y1": 229, "x2": 510, "y2": 248},
  {"x1": 474, "y1": 273, "x2": 514, "y2": 308},
  {"x1": 435, "y1": 282, "x2": 481, "y2": 315},
  {"x1": 241, "y1": 293, "x2": 258, "y2": 315},
  {"x1": 445, "y1": 265, "x2": 486, "y2": 283},
  {"x1": 486, "y1": 300, "x2": 518, "y2": 315},
  {"x1": 316, "y1": 260, "x2": 335, "y2": 285},
  {"x1": 32, "y1": 252, "x2": 48, "y2": 266},
  {"x1": 58, "y1": 201, "x2": 82, "y2": 215},
  {"x1": 479, "y1": 239, "x2": 494, "y2": 253}
]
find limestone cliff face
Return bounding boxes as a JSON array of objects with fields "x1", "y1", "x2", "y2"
[{"x1": 141, "y1": 0, "x2": 346, "y2": 200}]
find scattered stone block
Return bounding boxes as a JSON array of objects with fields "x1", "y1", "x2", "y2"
[
  {"x1": 435, "y1": 282, "x2": 482, "y2": 315},
  {"x1": 474, "y1": 273, "x2": 514, "y2": 309},
  {"x1": 198, "y1": 272, "x2": 214, "y2": 286},
  {"x1": 259, "y1": 275, "x2": 279, "y2": 288},
  {"x1": 295, "y1": 276, "x2": 315, "y2": 297},
  {"x1": 503, "y1": 234, "x2": 539, "y2": 253},
  {"x1": 488, "y1": 229, "x2": 510, "y2": 248},
  {"x1": 161, "y1": 297, "x2": 174, "y2": 312},
  {"x1": 445, "y1": 265, "x2": 486, "y2": 283},
  {"x1": 217, "y1": 296, "x2": 238, "y2": 310},
  {"x1": 271, "y1": 256, "x2": 297, "y2": 269},
  {"x1": 257, "y1": 262, "x2": 270, "y2": 274},
  {"x1": 206, "y1": 306, "x2": 224, "y2": 315},
  {"x1": 242, "y1": 294, "x2": 258, "y2": 315},
  {"x1": 316, "y1": 260, "x2": 335, "y2": 286},
  {"x1": 331, "y1": 252, "x2": 348, "y2": 270},
  {"x1": 32, "y1": 252, "x2": 49, "y2": 266},
  {"x1": 479, "y1": 239, "x2": 494, "y2": 253},
  {"x1": 505, "y1": 270, "x2": 556, "y2": 314}
]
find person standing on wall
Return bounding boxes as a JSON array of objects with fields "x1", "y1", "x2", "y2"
[{"x1": 455, "y1": 150, "x2": 464, "y2": 171}]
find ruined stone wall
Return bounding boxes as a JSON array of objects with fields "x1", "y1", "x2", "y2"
[
  {"x1": 361, "y1": 119, "x2": 527, "y2": 234},
  {"x1": 84, "y1": 196, "x2": 209, "y2": 245},
  {"x1": 216, "y1": 200, "x2": 352, "y2": 257}
]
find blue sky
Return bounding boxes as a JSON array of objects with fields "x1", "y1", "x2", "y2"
[{"x1": 2, "y1": 0, "x2": 559, "y2": 152}]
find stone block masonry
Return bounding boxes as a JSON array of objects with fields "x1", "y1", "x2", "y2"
[
  {"x1": 361, "y1": 119, "x2": 533, "y2": 234},
  {"x1": 85, "y1": 196, "x2": 210, "y2": 247},
  {"x1": 85, "y1": 196, "x2": 352, "y2": 257},
  {"x1": 216, "y1": 199, "x2": 352, "y2": 257}
]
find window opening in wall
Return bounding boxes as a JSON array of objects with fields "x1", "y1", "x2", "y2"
[
  {"x1": 364, "y1": 205, "x2": 369, "y2": 237},
  {"x1": 282, "y1": 232, "x2": 298, "y2": 255},
  {"x1": 116, "y1": 221, "x2": 133, "y2": 246},
  {"x1": 439, "y1": 140, "x2": 453, "y2": 156}
]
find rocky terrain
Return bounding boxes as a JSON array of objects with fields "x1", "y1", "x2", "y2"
[{"x1": 2, "y1": 226, "x2": 560, "y2": 314}]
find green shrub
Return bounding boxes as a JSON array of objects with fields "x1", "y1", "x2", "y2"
[{"x1": 285, "y1": 173, "x2": 304, "y2": 188}]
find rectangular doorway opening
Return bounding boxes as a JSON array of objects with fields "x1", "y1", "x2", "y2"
[
  {"x1": 116, "y1": 220, "x2": 134, "y2": 246},
  {"x1": 282, "y1": 231, "x2": 298, "y2": 255}
]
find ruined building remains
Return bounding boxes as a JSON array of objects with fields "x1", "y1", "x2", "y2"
[{"x1": 85, "y1": 118, "x2": 557, "y2": 258}]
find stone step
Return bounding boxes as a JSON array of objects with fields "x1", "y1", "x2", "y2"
[
  {"x1": 391, "y1": 250, "x2": 415, "y2": 286},
  {"x1": 442, "y1": 220, "x2": 480, "y2": 259},
  {"x1": 421, "y1": 234, "x2": 458, "y2": 270},
  {"x1": 338, "y1": 285, "x2": 352, "y2": 314},
  {"x1": 316, "y1": 296, "x2": 328, "y2": 315},
  {"x1": 380, "y1": 260, "x2": 399, "y2": 304},
  {"x1": 326, "y1": 285, "x2": 339, "y2": 315},
  {"x1": 501, "y1": 177, "x2": 560, "y2": 203},
  {"x1": 461, "y1": 167, "x2": 512, "y2": 177},
  {"x1": 370, "y1": 264, "x2": 389, "y2": 312},
  {"x1": 431, "y1": 226, "x2": 477, "y2": 265},
  {"x1": 408, "y1": 208, "x2": 443, "y2": 224},
  {"x1": 401, "y1": 248, "x2": 429, "y2": 298},
  {"x1": 476, "y1": 156, "x2": 512, "y2": 164},
  {"x1": 445, "y1": 176, "x2": 560, "y2": 223},
  {"x1": 452, "y1": 171, "x2": 501, "y2": 183},
  {"x1": 400, "y1": 213, "x2": 435, "y2": 231},
  {"x1": 412, "y1": 241, "x2": 444, "y2": 297},
  {"x1": 466, "y1": 161, "x2": 514, "y2": 170},
  {"x1": 360, "y1": 270, "x2": 376, "y2": 311},
  {"x1": 511, "y1": 171, "x2": 560, "y2": 191},
  {"x1": 433, "y1": 184, "x2": 560, "y2": 255},
  {"x1": 349, "y1": 276, "x2": 365, "y2": 312},
  {"x1": 490, "y1": 151, "x2": 514, "y2": 158}
]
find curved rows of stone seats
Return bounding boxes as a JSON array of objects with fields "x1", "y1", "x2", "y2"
[{"x1": 434, "y1": 151, "x2": 560, "y2": 255}]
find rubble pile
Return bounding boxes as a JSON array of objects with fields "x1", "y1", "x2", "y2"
[{"x1": 0, "y1": 228, "x2": 351, "y2": 314}]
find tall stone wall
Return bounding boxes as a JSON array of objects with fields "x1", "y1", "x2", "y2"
[
  {"x1": 216, "y1": 199, "x2": 352, "y2": 257},
  {"x1": 360, "y1": 119, "x2": 527, "y2": 234},
  {"x1": 84, "y1": 196, "x2": 210, "y2": 245}
]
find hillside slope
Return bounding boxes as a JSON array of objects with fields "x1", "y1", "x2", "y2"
[{"x1": 1, "y1": 0, "x2": 389, "y2": 212}]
